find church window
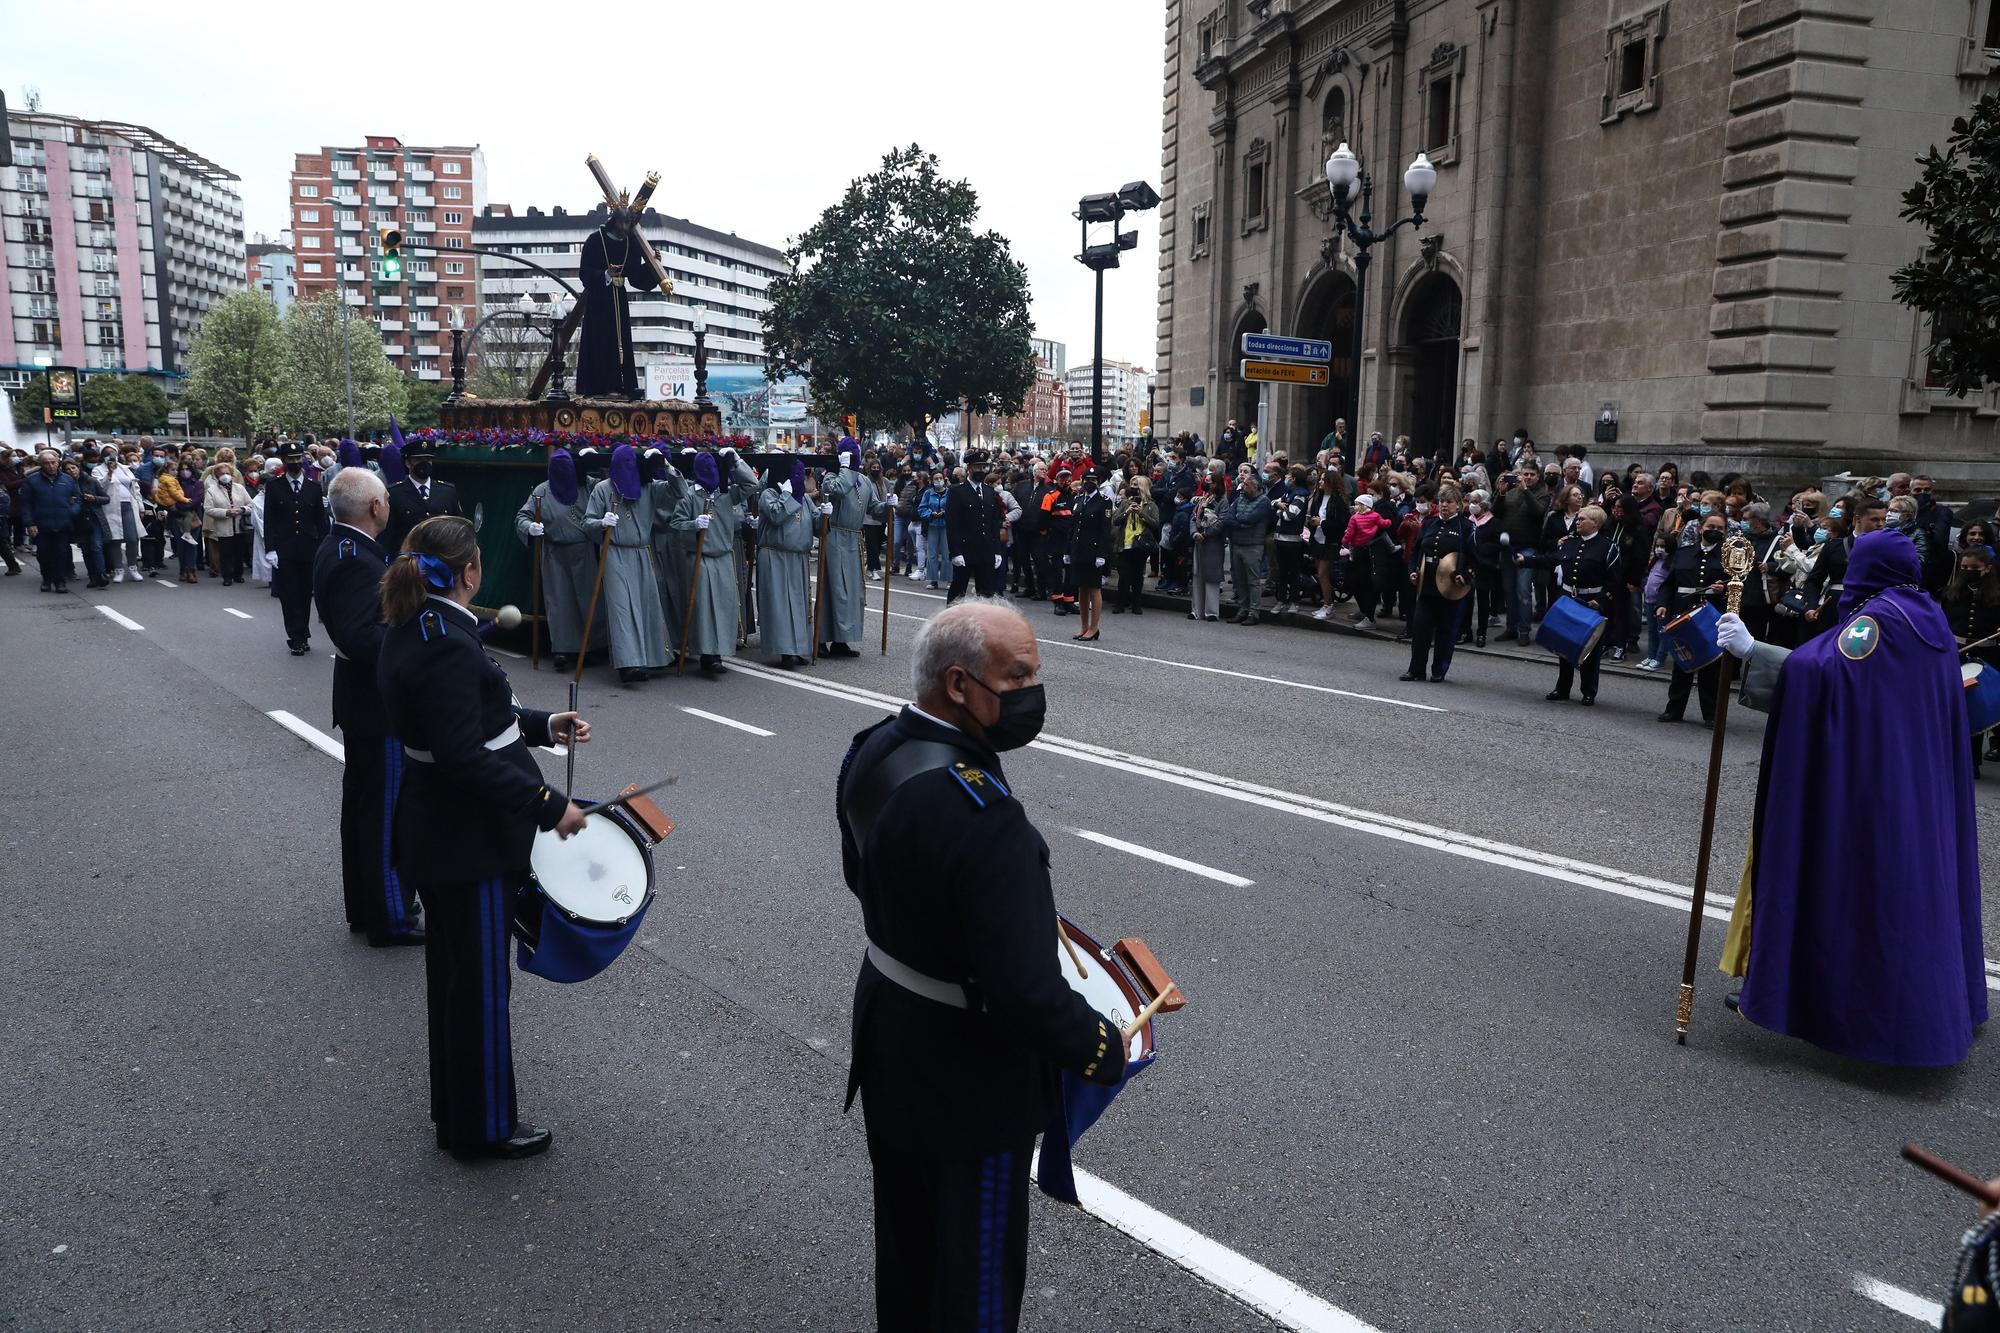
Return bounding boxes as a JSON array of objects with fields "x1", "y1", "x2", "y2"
[{"x1": 1601, "y1": 4, "x2": 1667, "y2": 124}]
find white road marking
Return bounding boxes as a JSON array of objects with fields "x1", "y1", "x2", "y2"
[
  {"x1": 1851, "y1": 1274, "x2": 1942, "y2": 1327},
  {"x1": 1033, "y1": 1151, "x2": 1382, "y2": 1333},
  {"x1": 723, "y1": 658, "x2": 2000, "y2": 993},
  {"x1": 94, "y1": 605, "x2": 145, "y2": 632},
  {"x1": 864, "y1": 600, "x2": 1443, "y2": 713},
  {"x1": 489, "y1": 645, "x2": 526, "y2": 660},
  {"x1": 266, "y1": 709, "x2": 346, "y2": 763},
  {"x1": 224, "y1": 608, "x2": 253, "y2": 620},
  {"x1": 152, "y1": 577, "x2": 176, "y2": 589},
  {"x1": 1073, "y1": 828, "x2": 1254, "y2": 887},
  {"x1": 679, "y1": 706, "x2": 774, "y2": 738}
]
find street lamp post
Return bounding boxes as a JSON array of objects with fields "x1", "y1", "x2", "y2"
[
  {"x1": 1074, "y1": 181, "x2": 1160, "y2": 465},
  {"x1": 543, "y1": 294, "x2": 575, "y2": 404},
  {"x1": 445, "y1": 305, "x2": 468, "y2": 405},
  {"x1": 1320, "y1": 143, "x2": 1437, "y2": 452},
  {"x1": 691, "y1": 306, "x2": 712, "y2": 410},
  {"x1": 32, "y1": 353, "x2": 53, "y2": 449}
]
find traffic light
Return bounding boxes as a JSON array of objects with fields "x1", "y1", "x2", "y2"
[{"x1": 378, "y1": 226, "x2": 404, "y2": 280}]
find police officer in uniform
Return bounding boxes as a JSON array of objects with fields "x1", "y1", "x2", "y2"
[
  {"x1": 312, "y1": 468, "x2": 421, "y2": 944},
  {"x1": 377, "y1": 515, "x2": 591, "y2": 1159},
  {"x1": 384, "y1": 439, "x2": 462, "y2": 554},
  {"x1": 265, "y1": 440, "x2": 329, "y2": 655},
  {"x1": 1401, "y1": 483, "x2": 1475, "y2": 682},
  {"x1": 837, "y1": 599, "x2": 1127, "y2": 1332},
  {"x1": 1531, "y1": 502, "x2": 1622, "y2": 706}
]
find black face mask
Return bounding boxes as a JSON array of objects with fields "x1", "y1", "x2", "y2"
[
  {"x1": 962, "y1": 673, "x2": 1046, "y2": 752},
  {"x1": 408, "y1": 460, "x2": 433, "y2": 480}
]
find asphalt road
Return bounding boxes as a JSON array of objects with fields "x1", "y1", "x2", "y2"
[{"x1": 3, "y1": 565, "x2": 1994, "y2": 1333}]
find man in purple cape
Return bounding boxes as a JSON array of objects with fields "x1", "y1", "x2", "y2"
[{"x1": 1728, "y1": 530, "x2": 1986, "y2": 1065}]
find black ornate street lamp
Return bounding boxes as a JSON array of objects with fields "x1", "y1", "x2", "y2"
[
  {"x1": 1075, "y1": 180, "x2": 1160, "y2": 465},
  {"x1": 1321, "y1": 143, "x2": 1437, "y2": 447},
  {"x1": 691, "y1": 306, "x2": 712, "y2": 411},
  {"x1": 542, "y1": 293, "x2": 575, "y2": 404}
]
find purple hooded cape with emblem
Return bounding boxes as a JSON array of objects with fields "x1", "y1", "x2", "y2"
[{"x1": 1740, "y1": 530, "x2": 1986, "y2": 1066}]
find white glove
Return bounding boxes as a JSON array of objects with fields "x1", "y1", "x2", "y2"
[
  {"x1": 1094, "y1": 557, "x2": 1105, "y2": 568},
  {"x1": 1499, "y1": 531, "x2": 1512, "y2": 547},
  {"x1": 1063, "y1": 554, "x2": 1072, "y2": 566},
  {"x1": 885, "y1": 493, "x2": 898, "y2": 508},
  {"x1": 695, "y1": 514, "x2": 712, "y2": 531},
  {"x1": 839, "y1": 454, "x2": 853, "y2": 469},
  {"x1": 720, "y1": 447, "x2": 737, "y2": 461},
  {"x1": 993, "y1": 554, "x2": 1002, "y2": 569},
  {"x1": 265, "y1": 551, "x2": 279, "y2": 570},
  {"x1": 819, "y1": 503, "x2": 834, "y2": 517},
  {"x1": 1717, "y1": 611, "x2": 1755, "y2": 661},
  {"x1": 527, "y1": 521, "x2": 546, "y2": 537},
  {"x1": 1338, "y1": 547, "x2": 1351, "y2": 558},
  {"x1": 952, "y1": 555, "x2": 966, "y2": 568},
  {"x1": 600, "y1": 510, "x2": 620, "y2": 528}
]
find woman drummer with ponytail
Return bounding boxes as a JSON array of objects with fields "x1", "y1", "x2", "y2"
[{"x1": 377, "y1": 515, "x2": 591, "y2": 1160}]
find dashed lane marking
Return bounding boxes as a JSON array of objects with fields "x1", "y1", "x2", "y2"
[
  {"x1": 224, "y1": 608, "x2": 253, "y2": 620},
  {"x1": 94, "y1": 605, "x2": 144, "y2": 632},
  {"x1": 266, "y1": 710, "x2": 346, "y2": 763},
  {"x1": 1072, "y1": 828, "x2": 1254, "y2": 888},
  {"x1": 1851, "y1": 1274, "x2": 1942, "y2": 1327},
  {"x1": 152, "y1": 577, "x2": 176, "y2": 589},
  {"x1": 679, "y1": 706, "x2": 774, "y2": 738}
]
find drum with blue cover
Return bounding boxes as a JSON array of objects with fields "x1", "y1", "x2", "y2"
[
  {"x1": 1664, "y1": 602, "x2": 1723, "y2": 672},
  {"x1": 1963, "y1": 662, "x2": 2000, "y2": 736},
  {"x1": 1535, "y1": 594, "x2": 1607, "y2": 666}
]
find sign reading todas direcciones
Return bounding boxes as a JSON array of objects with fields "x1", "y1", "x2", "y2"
[
  {"x1": 1239, "y1": 358, "x2": 1330, "y2": 386},
  {"x1": 1240, "y1": 332, "x2": 1333, "y2": 363},
  {"x1": 47, "y1": 367, "x2": 81, "y2": 421}
]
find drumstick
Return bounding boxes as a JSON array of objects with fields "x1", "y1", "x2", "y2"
[
  {"x1": 1119, "y1": 984, "x2": 1179, "y2": 1042},
  {"x1": 1902, "y1": 1143, "x2": 2000, "y2": 1207},
  {"x1": 564, "y1": 680, "x2": 578, "y2": 798},
  {"x1": 576, "y1": 774, "x2": 679, "y2": 816},
  {"x1": 1059, "y1": 924, "x2": 1089, "y2": 979}
]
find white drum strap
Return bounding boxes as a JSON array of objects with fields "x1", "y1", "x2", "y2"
[
  {"x1": 404, "y1": 720, "x2": 521, "y2": 764},
  {"x1": 866, "y1": 941, "x2": 977, "y2": 1011}
]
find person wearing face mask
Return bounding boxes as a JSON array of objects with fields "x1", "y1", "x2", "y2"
[
  {"x1": 1945, "y1": 544, "x2": 2000, "y2": 768},
  {"x1": 1466, "y1": 489, "x2": 1502, "y2": 646},
  {"x1": 202, "y1": 460, "x2": 252, "y2": 587},
  {"x1": 383, "y1": 439, "x2": 462, "y2": 555},
  {"x1": 836, "y1": 599, "x2": 1129, "y2": 1333},
  {"x1": 1656, "y1": 512, "x2": 1731, "y2": 723},
  {"x1": 1907, "y1": 474, "x2": 1954, "y2": 593},
  {"x1": 943, "y1": 458, "x2": 1004, "y2": 607},
  {"x1": 264, "y1": 441, "x2": 330, "y2": 653},
  {"x1": 21, "y1": 449, "x2": 82, "y2": 593},
  {"x1": 915, "y1": 469, "x2": 952, "y2": 589},
  {"x1": 1800, "y1": 501, "x2": 1859, "y2": 638}
]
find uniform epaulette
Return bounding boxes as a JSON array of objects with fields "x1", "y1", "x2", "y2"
[
  {"x1": 948, "y1": 761, "x2": 1009, "y2": 808},
  {"x1": 337, "y1": 536, "x2": 356, "y2": 559},
  {"x1": 418, "y1": 607, "x2": 447, "y2": 643}
]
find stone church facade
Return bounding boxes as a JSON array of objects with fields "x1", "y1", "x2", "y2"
[{"x1": 1154, "y1": 0, "x2": 2000, "y2": 489}]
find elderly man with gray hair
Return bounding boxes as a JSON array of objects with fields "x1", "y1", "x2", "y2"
[
  {"x1": 836, "y1": 598, "x2": 1127, "y2": 1332},
  {"x1": 312, "y1": 467, "x2": 423, "y2": 946}
]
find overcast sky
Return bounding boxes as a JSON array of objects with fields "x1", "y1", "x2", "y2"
[{"x1": 9, "y1": 0, "x2": 1166, "y2": 373}]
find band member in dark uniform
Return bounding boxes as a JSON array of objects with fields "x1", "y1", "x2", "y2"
[
  {"x1": 377, "y1": 516, "x2": 590, "y2": 1159},
  {"x1": 838, "y1": 600, "x2": 1127, "y2": 1332},
  {"x1": 1657, "y1": 508, "x2": 1729, "y2": 724},
  {"x1": 312, "y1": 468, "x2": 421, "y2": 944},
  {"x1": 264, "y1": 439, "x2": 329, "y2": 656},
  {"x1": 1529, "y1": 502, "x2": 1621, "y2": 705},
  {"x1": 384, "y1": 440, "x2": 462, "y2": 555},
  {"x1": 1068, "y1": 472, "x2": 1112, "y2": 642},
  {"x1": 1401, "y1": 484, "x2": 1474, "y2": 682}
]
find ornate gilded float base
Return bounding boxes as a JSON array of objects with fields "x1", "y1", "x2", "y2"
[{"x1": 440, "y1": 397, "x2": 722, "y2": 439}]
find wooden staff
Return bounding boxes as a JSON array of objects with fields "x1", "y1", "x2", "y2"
[
  {"x1": 1675, "y1": 535, "x2": 1755, "y2": 1044},
  {"x1": 811, "y1": 509, "x2": 831, "y2": 655},
  {"x1": 530, "y1": 498, "x2": 543, "y2": 670},
  {"x1": 677, "y1": 497, "x2": 712, "y2": 674},
  {"x1": 1903, "y1": 1143, "x2": 2000, "y2": 1208},
  {"x1": 573, "y1": 524, "x2": 613, "y2": 686},
  {"x1": 881, "y1": 497, "x2": 894, "y2": 654}
]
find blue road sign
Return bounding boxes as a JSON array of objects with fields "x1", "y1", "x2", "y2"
[{"x1": 1240, "y1": 332, "x2": 1332, "y2": 363}]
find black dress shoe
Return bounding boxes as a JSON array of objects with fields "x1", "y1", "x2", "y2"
[
  {"x1": 451, "y1": 1124, "x2": 555, "y2": 1161},
  {"x1": 618, "y1": 667, "x2": 646, "y2": 684},
  {"x1": 1399, "y1": 671, "x2": 1421, "y2": 682},
  {"x1": 1475, "y1": 634, "x2": 1486, "y2": 647},
  {"x1": 1430, "y1": 674, "x2": 1446, "y2": 683},
  {"x1": 1546, "y1": 690, "x2": 1569, "y2": 702},
  {"x1": 1580, "y1": 696, "x2": 1596, "y2": 707},
  {"x1": 1657, "y1": 711, "x2": 1681, "y2": 724},
  {"x1": 290, "y1": 644, "x2": 309, "y2": 657},
  {"x1": 1110, "y1": 605, "x2": 1126, "y2": 614},
  {"x1": 699, "y1": 655, "x2": 725, "y2": 676},
  {"x1": 367, "y1": 927, "x2": 426, "y2": 947},
  {"x1": 1723, "y1": 985, "x2": 1743, "y2": 1013},
  {"x1": 552, "y1": 655, "x2": 575, "y2": 671},
  {"x1": 1132, "y1": 607, "x2": 1144, "y2": 616},
  {"x1": 832, "y1": 643, "x2": 859, "y2": 658}
]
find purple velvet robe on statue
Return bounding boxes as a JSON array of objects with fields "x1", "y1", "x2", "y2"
[{"x1": 1740, "y1": 531, "x2": 1987, "y2": 1066}]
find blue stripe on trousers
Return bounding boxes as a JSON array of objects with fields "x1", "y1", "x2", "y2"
[
  {"x1": 479, "y1": 880, "x2": 496, "y2": 1143},
  {"x1": 379, "y1": 740, "x2": 404, "y2": 931},
  {"x1": 977, "y1": 1153, "x2": 997, "y2": 1332},
  {"x1": 489, "y1": 877, "x2": 512, "y2": 1140}
]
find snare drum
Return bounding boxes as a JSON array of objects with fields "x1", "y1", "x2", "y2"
[
  {"x1": 1964, "y1": 661, "x2": 2000, "y2": 736},
  {"x1": 1056, "y1": 917, "x2": 1155, "y2": 1062},
  {"x1": 513, "y1": 800, "x2": 657, "y2": 984}
]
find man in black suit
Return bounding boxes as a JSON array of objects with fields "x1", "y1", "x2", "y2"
[
  {"x1": 265, "y1": 439, "x2": 330, "y2": 655},
  {"x1": 944, "y1": 464, "x2": 1004, "y2": 604},
  {"x1": 384, "y1": 440, "x2": 461, "y2": 554},
  {"x1": 312, "y1": 467, "x2": 421, "y2": 945}
]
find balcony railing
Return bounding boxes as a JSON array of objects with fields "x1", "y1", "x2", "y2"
[
  {"x1": 336, "y1": 168, "x2": 361, "y2": 181},
  {"x1": 413, "y1": 295, "x2": 439, "y2": 307}
]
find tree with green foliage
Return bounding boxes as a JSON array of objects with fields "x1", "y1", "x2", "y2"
[
  {"x1": 1893, "y1": 93, "x2": 2000, "y2": 397},
  {"x1": 183, "y1": 290, "x2": 282, "y2": 438},
  {"x1": 81, "y1": 374, "x2": 171, "y2": 433},
  {"x1": 401, "y1": 375, "x2": 450, "y2": 429},
  {"x1": 763, "y1": 144, "x2": 1036, "y2": 439},
  {"x1": 261, "y1": 292, "x2": 407, "y2": 435},
  {"x1": 9, "y1": 374, "x2": 50, "y2": 431}
]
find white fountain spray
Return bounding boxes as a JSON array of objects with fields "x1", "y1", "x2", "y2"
[{"x1": 0, "y1": 388, "x2": 19, "y2": 454}]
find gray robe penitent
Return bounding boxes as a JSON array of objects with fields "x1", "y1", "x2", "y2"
[
  {"x1": 669, "y1": 457, "x2": 760, "y2": 659},
  {"x1": 516, "y1": 482, "x2": 607, "y2": 656},
  {"x1": 651, "y1": 469, "x2": 691, "y2": 656},
  {"x1": 584, "y1": 477, "x2": 670, "y2": 669},
  {"x1": 815, "y1": 467, "x2": 883, "y2": 645},
  {"x1": 756, "y1": 486, "x2": 815, "y2": 659}
]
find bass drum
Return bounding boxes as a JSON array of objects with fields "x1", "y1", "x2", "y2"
[{"x1": 1055, "y1": 917, "x2": 1153, "y2": 1062}]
